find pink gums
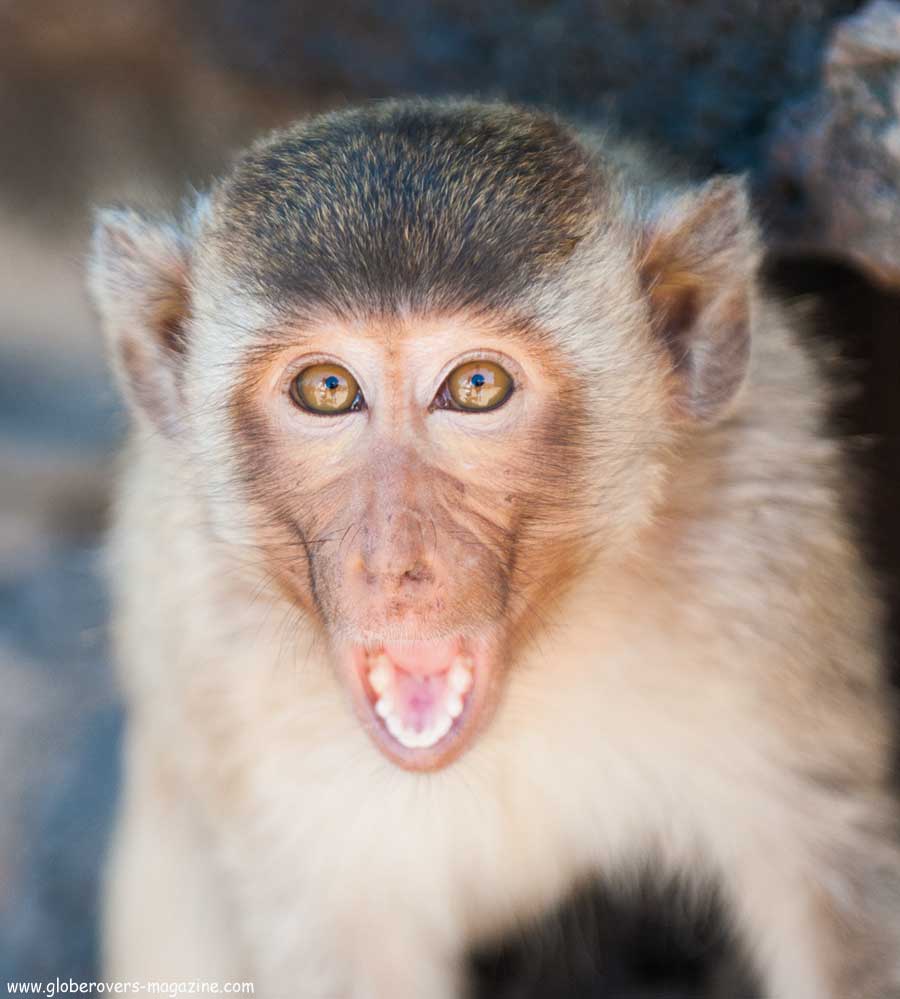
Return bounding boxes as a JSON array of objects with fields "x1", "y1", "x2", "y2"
[{"x1": 381, "y1": 639, "x2": 460, "y2": 676}]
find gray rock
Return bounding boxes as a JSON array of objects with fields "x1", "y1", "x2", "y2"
[{"x1": 765, "y1": 0, "x2": 900, "y2": 285}]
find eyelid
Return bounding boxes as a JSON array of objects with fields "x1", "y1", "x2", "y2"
[{"x1": 279, "y1": 352, "x2": 365, "y2": 391}]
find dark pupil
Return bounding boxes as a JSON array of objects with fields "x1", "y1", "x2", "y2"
[
  {"x1": 470, "y1": 372, "x2": 486, "y2": 388},
  {"x1": 324, "y1": 375, "x2": 341, "y2": 391}
]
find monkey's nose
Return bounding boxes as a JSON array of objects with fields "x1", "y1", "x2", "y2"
[
  {"x1": 356, "y1": 510, "x2": 439, "y2": 594},
  {"x1": 361, "y1": 557, "x2": 436, "y2": 593}
]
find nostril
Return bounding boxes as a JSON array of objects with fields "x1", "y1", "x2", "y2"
[
  {"x1": 357, "y1": 562, "x2": 434, "y2": 589},
  {"x1": 402, "y1": 564, "x2": 434, "y2": 585}
]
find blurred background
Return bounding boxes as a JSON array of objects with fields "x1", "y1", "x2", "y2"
[{"x1": 1, "y1": 1, "x2": 899, "y2": 994}]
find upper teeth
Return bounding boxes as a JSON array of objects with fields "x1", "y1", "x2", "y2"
[
  {"x1": 448, "y1": 662, "x2": 473, "y2": 693},
  {"x1": 369, "y1": 654, "x2": 474, "y2": 750},
  {"x1": 368, "y1": 657, "x2": 393, "y2": 694}
]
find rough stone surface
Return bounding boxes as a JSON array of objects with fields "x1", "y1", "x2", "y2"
[{"x1": 765, "y1": 0, "x2": 900, "y2": 285}]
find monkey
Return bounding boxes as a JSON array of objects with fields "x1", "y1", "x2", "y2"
[{"x1": 87, "y1": 98, "x2": 900, "y2": 998}]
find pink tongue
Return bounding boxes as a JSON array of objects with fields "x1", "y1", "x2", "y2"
[
  {"x1": 381, "y1": 639, "x2": 459, "y2": 677},
  {"x1": 393, "y1": 671, "x2": 448, "y2": 732}
]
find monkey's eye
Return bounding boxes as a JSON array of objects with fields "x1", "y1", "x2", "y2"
[
  {"x1": 290, "y1": 363, "x2": 362, "y2": 415},
  {"x1": 438, "y1": 360, "x2": 514, "y2": 412}
]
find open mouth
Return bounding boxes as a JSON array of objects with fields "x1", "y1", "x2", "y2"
[{"x1": 348, "y1": 637, "x2": 487, "y2": 769}]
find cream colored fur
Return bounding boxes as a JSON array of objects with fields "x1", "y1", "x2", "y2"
[{"x1": 100, "y1": 300, "x2": 900, "y2": 997}]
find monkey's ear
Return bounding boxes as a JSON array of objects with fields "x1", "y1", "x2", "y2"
[
  {"x1": 88, "y1": 206, "x2": 196, "y2": 437},
  {"x1": 638, "y1": 176, "x2": 758, "y2": 423}
]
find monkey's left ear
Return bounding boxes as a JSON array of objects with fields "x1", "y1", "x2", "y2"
[
  {"x1": 638, "y1": 176, "x2": 759, "y2": 423},
  {"x1": 88, "y1": 205, "x2": 199, "y2": 437}
]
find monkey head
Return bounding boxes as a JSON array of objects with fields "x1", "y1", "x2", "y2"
[{"x1": 89, "y1": 101, "x2": 757, "y2": 771}]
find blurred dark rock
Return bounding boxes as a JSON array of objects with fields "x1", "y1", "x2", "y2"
[
  {"x1": 764, "y1": 0, "x2": 900, "y2": 286},
  {"x1": 190, "y1": 0, "x2": 860, "y2": 173}
]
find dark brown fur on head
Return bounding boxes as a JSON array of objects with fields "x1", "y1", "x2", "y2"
[{"x1": 209, "y1": 99, "x2": 601, "y2": 316}]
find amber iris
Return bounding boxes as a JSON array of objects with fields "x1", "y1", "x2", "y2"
[
  {"x1": 446, "y1": 360, "x2": 513, "y2": 411},
  {"x1": 291, "y1": 363, "x2": 360, "y2": 414}
]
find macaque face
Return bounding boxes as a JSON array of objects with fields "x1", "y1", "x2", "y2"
[
  {"x1": 228, "y1": 310, "x2": 595, "y2": 770},
  {"x1": 91, "y1": 101, "x2": 751, "y2": 772}
]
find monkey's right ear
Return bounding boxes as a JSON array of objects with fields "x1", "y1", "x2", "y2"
[
  {"x1": 88, "y1": 206, "x2": 197, "y2": 437},
  {"x1": 638, "y1": 177, "x2": 759, "y2": 423}
]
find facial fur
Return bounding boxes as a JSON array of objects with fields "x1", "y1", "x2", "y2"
[
  {"x1": 89, "y1": 99, "x2": 900, "y2": 998},
  {"x1": 88, "y1": 99, "x2": 757, "y2": 770}
]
